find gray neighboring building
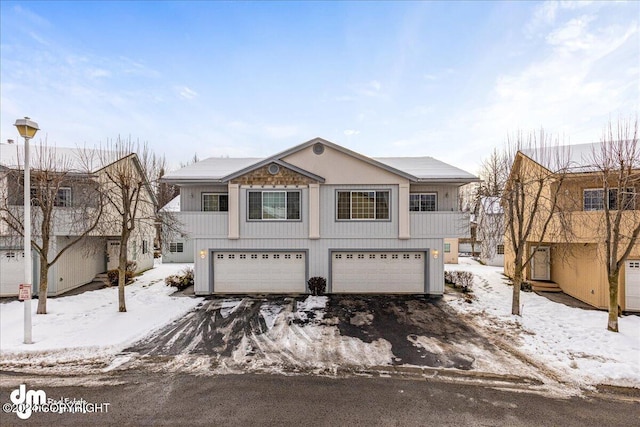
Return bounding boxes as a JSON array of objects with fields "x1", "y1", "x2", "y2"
[{"x1": 162, "y1": 138, "x2": 478, "y2": 295}]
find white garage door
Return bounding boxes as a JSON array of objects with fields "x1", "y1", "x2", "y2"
[
  {"x1": 213, "y1": 251, "x2": 306, "y2": 293},
  {"x1": 625, "y1": 260, "x2": 640, "y2": 312},
  {"x1": 332, "y1": 251, "x2": 426, "y2": 293},
  {"x1": 0, "y1": 250, "x2": 24, "y2": 296}
]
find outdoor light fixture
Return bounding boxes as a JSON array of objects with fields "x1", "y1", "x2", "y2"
[
  {"x1": 200, "y1": 250, "x2": 206, "y2": 259},
  {"x1": 432, "y1": 249, "x2": 439, "y2": 259},
  {"x1": 14, "y1": 117, "x2": 39, "y2": 345}
]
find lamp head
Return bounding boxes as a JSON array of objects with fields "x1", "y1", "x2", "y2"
[{"x1": 14, "y1": 117, "x2": 39, "y2": 139}]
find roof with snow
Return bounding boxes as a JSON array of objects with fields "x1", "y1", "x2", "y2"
[
  {"x1": 162, "y1": 138, "x2": 478, "y2": 184},
  {"x1": 160, "y1": 195, "x2": 180, "y2": 212}
]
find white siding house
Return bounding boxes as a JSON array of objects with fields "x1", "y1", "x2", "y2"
[{"x1": 162, "y1": 138, "x2": 478, "y2": 295}]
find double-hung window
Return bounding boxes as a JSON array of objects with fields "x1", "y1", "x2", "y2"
[
  {"x1": 584, "y1": 188, "x2": 636, "y2": 211},
  {"x1": 30, "y1": 187, "x2": 72, "y2": 207},
  {"x1": 169, "y1": 242, "x2": 183, "y2": 253},
  {"x1": 248, "y1": 190, "x2": 300, "y2": 220},
  {"x1": 409, "y1": 193, "x2": 437, "y2": 212},
  {"x1": 336, "y1": 190, "x2": 390, "y2": 220},
  {"x1": 202, "y1": 193, "x2": 228, "y2": 212}
]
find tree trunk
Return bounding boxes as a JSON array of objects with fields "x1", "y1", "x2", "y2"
[
  {"x1": 511, "y1": 260, "x2": 523, "y2": 316},
  {"x1": 607, "y1": 273, "x2": 619, "y2": 332},
  {"x1": 118, "y1": 235, "x2": 129, "y2": 313},
  {"x1": 36, "y1": 260, "x2": 48, "y2": 314}
]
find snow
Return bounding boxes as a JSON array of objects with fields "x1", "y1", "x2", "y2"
[
  {"x1": 1, "y1": 257, "x2": 638, "y2": 390},
  {"x1": 445, "y1": 258, "x2": 640, "y2": 388},
  {"x1": 0, "y1": 261, "x2": 202, "y2": 367}
]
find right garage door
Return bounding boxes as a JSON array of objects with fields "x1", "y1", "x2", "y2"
[
  {"x1": 331, "y1": 251, "x2": 426, "y2": 293},
  {"x1": 625, "y1": 260, "x2": 640, "y2": 312}
]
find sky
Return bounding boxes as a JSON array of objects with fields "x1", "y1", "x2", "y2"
[{"x1": 0, "y1": 1, "x2": 638, "y2": 174}]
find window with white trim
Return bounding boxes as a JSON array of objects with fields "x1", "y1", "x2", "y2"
[
  {"x1": 30, "y1": 187, "x2": 72, "y2": 207},
  {"x1": 444, "y1": 243, "x2": 451, "y2": 253},
  {"x1": 202, "y1": 193, "x2": 228, "y2": 212},
  {"x1": 169, "y1": 242, "x2": 183, "y2": 253},
  {"x1": 336, "y1": 190, "x2": 390, "y2": 220},
  {"x1": 584, "y1": 188, "x2": 636, "y2": 211},
  {"x1": 248, "y1": 190, "x2": 300, "y2": 220},
  {"x1": 410, "y1": 193, "x2": 437, "y2": 212}
]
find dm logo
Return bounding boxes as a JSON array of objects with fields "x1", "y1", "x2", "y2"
[{"x1": 10, "y1": 384, "x2": 46, "y2": 420}]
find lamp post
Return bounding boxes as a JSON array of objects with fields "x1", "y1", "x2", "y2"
[{"x1": 14, "y1": 117, "x2": 39, "y2": 345}]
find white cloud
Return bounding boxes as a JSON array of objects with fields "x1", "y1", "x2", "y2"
[
  {"x1": 343, "y1": 129, "x2": 360, "y2": 136},
  {"x1": 177, "y1": 86, "x2": 198, "y2": 100},
  {"x1": 263, "y1": 125, "x2": 299, "y2": 139},
  {"x1": 546, "y1": 15, "x2": 597, "y2": 51}
]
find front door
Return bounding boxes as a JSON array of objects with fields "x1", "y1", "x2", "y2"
[
  {"x1": 107, "y1": 241, "x2": 120, "y2": 271},
  {"x1": 531, "y1": 246, "x2": 550, "y2": 281}
]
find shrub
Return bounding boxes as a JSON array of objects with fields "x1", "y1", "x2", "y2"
[
  {"x1": 445, "y1": 270, "x2": 474, "y2": 293},
  {"x1": 165, "y1": 267, "x2": 194, "y2": 291},
  {"x1": 107, "y1": 261, "x2": 137, "y2": 286},
  {"x1": 307, "y1": 276, "x2": 327, "y2": 296}
]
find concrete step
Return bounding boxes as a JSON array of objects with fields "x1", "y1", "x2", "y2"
[{"x1": 532, "y1": 286, "x2": 563, "y2": 292}]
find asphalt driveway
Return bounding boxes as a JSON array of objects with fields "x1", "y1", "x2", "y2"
[{"x1": 125, "y1": 295, "x2": 532, "y2": 376}]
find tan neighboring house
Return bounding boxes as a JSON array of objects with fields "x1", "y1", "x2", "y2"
[
  {"x1": 0, "y1": 144, "x2": 155, "y2": 297},
  {"x1": 444, "y1": 238, "x2": 458, "y2": 264},
  {"x1": 503, "y1": 143, "x2": 640, "y2": 312}
]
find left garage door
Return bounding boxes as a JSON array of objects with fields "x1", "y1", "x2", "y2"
[
  {"x1": 213, "y1": 251, "x2": 306, "y2": 293},
  {"x1": 625, "y1": 260, "x2": 640, "y2": 312},
  {"x1": 0, "y1": 250, "x2": 24, "y2": 296}
]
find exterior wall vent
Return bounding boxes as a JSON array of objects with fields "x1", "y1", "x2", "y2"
[
  {"x1": 268, "y1": 163, "x2": 280, "y2": 175},
  {"x1": 313, "y1": 143, "x2": 325, "y2": 155}
]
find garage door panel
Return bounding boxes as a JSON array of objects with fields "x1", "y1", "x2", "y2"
[
  {"x1": 0, "y1": 250, "x2": 24, "y2": 296},
  {"x1": 213, "y1": 252, "x2": 306, "y2": 293},
  {"x1": 332, "y1": 251, "x2": 425, "y2": 293},
  {"x1": 625, "y1": 260, "x2": 640, "y2": 312}
]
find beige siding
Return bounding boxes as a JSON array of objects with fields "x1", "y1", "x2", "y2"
[
  {"x1": 444, "y1": 238, "x2": 458, "y2": 264},
  {"x1": 52, "y1": 236, "x2": 105, "y2": 295},
  {"x1": 551, "y1": 244, "x2": 607, "y2": 308}
]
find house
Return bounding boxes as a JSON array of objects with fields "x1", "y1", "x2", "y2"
[
  {"x1": 0, "y1": 143, "x2": 156, "y2": 297},
  {"x1": 443, "y1": 238, "x2": 459, "y2": 264},
  {"x1": 162, "y1": 137, "x2": 478, "y2": 295},
  {"x1": 477, "y1": 196, "x2": 504, "y2": 266},
  {"x1": 503, "y1": 143, "x2": 640, "y2": 312}
]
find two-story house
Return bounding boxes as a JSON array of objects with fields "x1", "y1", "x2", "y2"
[
  {"x1": 477, "y1": 196, "x2": 505, "y2": 267},
  {"x1": 162, "y1": 138, "x2": 478, "y2": 295},
  {"x1": 503, "y1": 143, "x2": 640, "y2": 312},
  {"x1": 0, "y1": 144, "x2": 155, "y2": 297}
]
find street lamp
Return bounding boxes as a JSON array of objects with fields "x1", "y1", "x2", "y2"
[{"x1": 14, "y1": 117, "x2": 39, "y2": 344}]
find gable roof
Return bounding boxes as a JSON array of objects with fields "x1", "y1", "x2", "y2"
[{"x1": 162, "y1": 137, "x2": 478, "y2": 184}]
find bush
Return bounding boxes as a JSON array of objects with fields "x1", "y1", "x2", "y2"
[
  {"x1": 107, "y1": 261, "x2": 137, "y2": 286},
  {"x1": 165, "y1": 267, "x2": 194, "y2": 291},
  {"x1": 445, "y1": 270, "x2": 474, "y2": 293},
  {"x1": 307, "y1": 276, "x2": 327, "y2": 296}
]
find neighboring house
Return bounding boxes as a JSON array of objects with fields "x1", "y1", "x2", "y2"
[
  {"x1": 162, "y1": 137, "x2": 478, "y2": 295},
  {"x1": 503, "y1": 143, "x2": 640, "y2": 312},
  {"x1": 0, "y1": 144, "x2": 155, "y2": 297},
  {"x1": 443, "y1": 238, "x2": 458, "y2": 264},
  {"x1": 477, "y1": 196, "x2": 504, "y2": 267}
]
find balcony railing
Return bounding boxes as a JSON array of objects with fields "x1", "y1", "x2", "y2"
[{"x1": 410, "y1": 211, "x2": 470, "y2": 238}]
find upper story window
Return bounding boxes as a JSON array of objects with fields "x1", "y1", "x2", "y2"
[
  {"x1": 584, "y1": 188, "x2": 636, "y2": 211},
  {"x1": 248, "y1": 190, "x2": 300, "y2": 220},
  {"x1": 30, "y1": 187, "x2": 72, "y2": 207},
  {"x1": 410, "y1": 193, "x2": 437, "y2": 212},
  {"x1": 336, "y1": 190, "x2": 390, "y2": 220},
  {"x1": 202, "y1": 193, "x2": 228, "y2": 212}
]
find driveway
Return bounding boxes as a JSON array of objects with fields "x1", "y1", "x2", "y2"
[{"x1": 124, "y1": 295, "x2": 538, "y2": 378}]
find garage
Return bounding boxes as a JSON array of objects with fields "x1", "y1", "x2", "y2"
[
  {"x1": 0, "y1": 250, "x2": 24, "y2": 296},
  {"x1": 213, "y1": 251, "x2": 306, "y2": 293},
  {"x1": 625, "y1": 260, "x2": 640, "y2": 312},
  {"x1": 331, "y1": 251, "x2": 426, "y2": 293}
]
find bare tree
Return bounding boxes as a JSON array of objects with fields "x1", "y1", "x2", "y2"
[
  {"x1": 93, "y1": 137, "x2": 156, "y2": 312},
  {"x1": 0, "y1": 142, "x2": 103, "y2": 314},
  {"x1": 589, "y1": 118, "x2": 640, "y2": 332},
  {"x1": 502, "y1": 130, "x2": 572, "y2": 316},
  {"x1": 477, "y1": 148, "x2": 509, "y2": 261}
]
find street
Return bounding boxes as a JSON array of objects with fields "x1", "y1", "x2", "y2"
[{"x1": 1, "y1": 370, "x2": 638, "y2": 426}]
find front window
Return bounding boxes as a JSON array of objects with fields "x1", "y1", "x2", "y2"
[
  {"x1": 336, "y1": 191, "x2": 390, "y2": 220},
  {"x1": 30, "y1": 187, "x2": 72, "y2": 207},
  {"x1": 410, "y1": 193, "x2": 437, "y2": 212},
  {"x1": 248, "y1": 190, "x2": 300, "y2": 220},
  {"x1": 202, "y1": 193, "x2": 228, "y2": 212}
]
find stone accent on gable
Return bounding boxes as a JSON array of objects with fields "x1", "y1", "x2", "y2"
[{"x1": 230, "y1": 164, "x2": 318, "y2": 186}]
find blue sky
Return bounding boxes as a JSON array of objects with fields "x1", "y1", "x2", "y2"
[{"x1": 1, "y1": 1, "x2": 638, "y2": 173}]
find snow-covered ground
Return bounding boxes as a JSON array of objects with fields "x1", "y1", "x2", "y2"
[
  {"x1": 1, "y1": 258, "x2": 638, "y2": 390},
  {"x1": 0, "y1": 261, "x2": 202, "y2": 367},
  {"x1": 446, "y1": 257, "x2": 640, "y2": 388}
]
